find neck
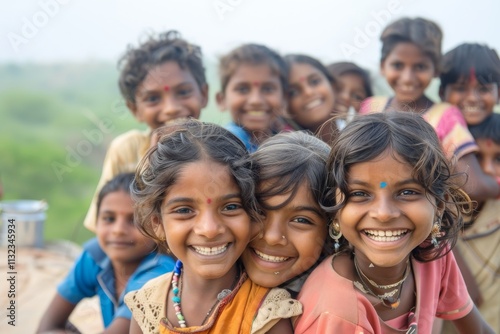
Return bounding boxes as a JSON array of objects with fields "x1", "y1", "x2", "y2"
[
  {"x1": 391, "y1": 95, "x2": 433, "y2": 113},
  {"x1": 182, "y1": 264, "x2": 240, "y2": 298},
  {"x1": 354, "y1": 252, "x2": 410, "y2": 288}
]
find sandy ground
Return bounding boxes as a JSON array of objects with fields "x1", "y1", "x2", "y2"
[{"x1": 0, "y1": 241, "x2": 103, "y2": 334}]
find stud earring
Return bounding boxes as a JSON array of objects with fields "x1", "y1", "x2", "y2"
[
  {"x1": 329, "y1": 222, "x2": 343, "y2": 252},
  {"x1": 282, "y1": 235, "x2": 286, "y2": 240},
  {"x1": 431, "y1": 219, "x2": 441, "y2": 248}
]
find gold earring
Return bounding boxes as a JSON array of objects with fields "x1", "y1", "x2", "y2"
[{"x1": 329, "y1": 222, "x2": 343, "y2": 252}]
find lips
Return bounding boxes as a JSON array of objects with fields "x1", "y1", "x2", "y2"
[
  {"x1": 305, "y1": 98, "x2": 323, "y2": 110},
  {"x1": 191, "y1": 243, "x2": 229, "y2": 256},
  {"x1": 107, "y1": 241, "x2": 133, "y2": 247},
  {"x1": 254, "y1": 249, "x2": 289, "y2": 263}
]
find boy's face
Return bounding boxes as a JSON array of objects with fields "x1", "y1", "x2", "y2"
[
  {"x1": 129, "y1": 61, "x2": 208, "y2": 130},
  {"x1": 217, "y1": 63, "x2": 285, "y2": 134},
  {"x1": 475, "y1": 138, "x2": 500, "y2": 177},
  {"x1": 96, "y1": 191, "x2": 156, "y2": 270},
  {"x1": 442, "y1": 76, "x2": 499, "y2": 125}
]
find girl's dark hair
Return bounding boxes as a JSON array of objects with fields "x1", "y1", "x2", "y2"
[
  {"x1": 284, "y1": 54, "x2": 336, "y2": 86},
  {"x1": 380, "y1": 17, "x2": 442, "y2": 71},
  {"x1": 440, "y1": 43, "x2": 500, "y2": 90},
  {"x1": 253, "y1": 131, "x2": 335, "y2": 275},
  {"x1": 131, "y1": 120, "x2": 259, "y2": 253},
  {"x1": 219, "y1": 43, "x2": 288, "y2": 94},
  {"x1": 326, "y1": 112, "x2": 469, "y2": 262},
  {"x1": 96, "y1": 173, "x2": 135, "y2": 218},
  {"x1": 118, "y1": 30, "x2": 206, "y2": 103},
  {"x1": 468, "y1": 113, "x2": 500, "y2": 144},
  {"x1": 327, "y1": 61, "x2": 373, "y2": 97}
]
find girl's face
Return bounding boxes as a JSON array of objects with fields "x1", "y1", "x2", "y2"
[
  {"x1": 381, "y1": 42, "x2": 436, "y2": 103},
  {"x1": 157, "y1": 160, "x2": 255, "y2": 280},
  {"x1": 217, "y1": 63, "x2": 285, "y2": 134},
  {"x1": 241, "y1": 181, "x2": 328, "y2": 288},
  {"x1": 337, "y1": 150, "x2": 440, "y2": 267},
  {"x1": 288, "y1": 63, "x2": 336, "y2": 131},
  {"x1": 130, "y1": 61, "x2": 208, "y2": 130},
  {"x1": 334, "y1": 73, "x2": 368, "y2": 114},
  {"x1": 96, "y1": 191, "x2": 156, "y2": 269},
  {"x1": 443, "y1": 76, "x2": 499, "y2": 125}
]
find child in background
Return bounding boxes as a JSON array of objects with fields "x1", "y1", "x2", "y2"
[
  {"x1": 216, "y1": 44, "x2": 288, "y2": 152},
  {"x1": 359, "y1": 17, "x2": 500, "y2": 204},
  {"x1": 37, "y1": 173, "x2": 175, "y2": 334},
  {"x1": 284, "y1": 55, "x2": 338, "y2": 136},
  {"x1": 125, "y1": 121, "x2": 300, "y2": 334},
  {"x1": 328, "y1": 61, "x2": 373, "y2": 128},
  {"x1": 442, "y1": 114, "x2": 500, "y2": 333},
  {"x1": 241, "y1": 131, "x2": 333, "y2": 296},
  {"x1": 295, "y1": 112, "x2": 494, "y2": 334},
  {"x1": 83, "y1": 30, "x2": 208, "y2": 231},
  {"x1": 439, "y1": 43, "x2": 500, "y2": 126}
]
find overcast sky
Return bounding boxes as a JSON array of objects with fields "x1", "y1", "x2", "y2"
[{"x1": 1, "y1": 0, "x2": 498, "y2": 71}]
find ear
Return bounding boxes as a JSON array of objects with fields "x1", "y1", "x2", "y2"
[
  {"x1": 216, "y1": 92, "x2": 226, "y2": 112},
  {"x1": 200, "y1": 84, "x2": 209, "y2": 108},
  {"x1": 127, "y1": 100, "x2": 142, "y2": 122},
  {"x1": 152, "y1": 215, "x2": 166, "y2": 240}
]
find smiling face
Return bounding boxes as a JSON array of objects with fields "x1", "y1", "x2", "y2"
[
  {"x1": 288, "y1": 63, "x2": 336, "y2": 131},
  {"x1": 337, "y1": 150, "x2": 439, "y2": 268},
  {"x1": 334, "y1": 73, "x2": 369, "y2": 114},
  {"x1": 381, "y1": 42, "x2": 436, "y2": 104},
  {"x1": 217, "y1": 63, "x2": 285, "y2": 134},
  {"x1": 443, "y1": 76, "x2": 499, "y2": 125},
  {"x1": 156, "y1": 160, "x2": 254, "y2": 280},
  {"x1": 241, "y1": 181, "x2": 328, "y2": 288},
  {"x1": 96, "y1": 191, "x2": 156, "y2": 270},
  {"x1": 130, "y1": 61, "x2": 208, "y2": 130}
]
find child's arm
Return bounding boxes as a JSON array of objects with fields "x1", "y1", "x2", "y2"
[
  {"x1": 36, "y1": 293, "x2": 76, "y2": 333},
  {"x1": 101, "y1": 318, "x2": 131, "y2": 334},
  {"x1": 129, "y1": 317, "x2": 144, "y2": 334},
  {"x1": 264, "y1": 318, "x2": 293, "y2": 334},
  {"x1": 451, "y1": 306, "x2": 495, "y2": 334},
  {"x1": 456, "y1": 153, "x2": 500, "y2": 202}
]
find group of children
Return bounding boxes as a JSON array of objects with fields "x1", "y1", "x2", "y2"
[{"x1": 35, "y1": 15, "x2": 499, "y2": 334}]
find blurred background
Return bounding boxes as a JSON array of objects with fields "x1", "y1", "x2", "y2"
[{"x1": 1, "y1": 0, "x2": 499, "y2": 244}]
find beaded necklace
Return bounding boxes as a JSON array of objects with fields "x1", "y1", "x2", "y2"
[
  {"x1": 353, "y1": 256, "x2": 411, "y2": 310},
  {"x1": 171, "y1": 260, "x2": 239, "y2": 328}
]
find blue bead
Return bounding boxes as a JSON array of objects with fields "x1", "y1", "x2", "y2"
[{"x1": 173, "y1": 296, "x2": 181, "y2": 303}]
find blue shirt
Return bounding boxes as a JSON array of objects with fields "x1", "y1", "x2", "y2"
[
  {"x1": 57, "y1": 238, "x2": 175, "y2": 327},
  {"x1": 225, "y1": 122, "x2": 259, "y2": 153}
]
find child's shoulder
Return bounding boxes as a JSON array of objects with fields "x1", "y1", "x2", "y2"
[
  {"x1": 109, "y1": 129, "x2": 150, "y2": 148},
  {"x1": 359, "y1": 96, "x2": 390, "y2": 114}
]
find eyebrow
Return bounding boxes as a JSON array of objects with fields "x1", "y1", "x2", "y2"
[
  {"x1": 138, "y1": 81, "x2": 194, "y2": 96},
  {"x1": 293, "y1": 205, "x2": 323, "y2": 217},
  {"x1": 163, "y1": 193, "x2": 242, "y2": 207},
  {"x1": 348, "y1": 179, "x2": 419, "y2": 187}
]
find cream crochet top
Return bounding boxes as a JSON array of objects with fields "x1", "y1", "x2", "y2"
[{"x1": 125, "y1": 272, "x2": 302, "y2": 334}]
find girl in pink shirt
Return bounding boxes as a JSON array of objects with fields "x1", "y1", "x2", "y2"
[{"x1": 295, "y1": 112, "x2": 494, "y2": 334}]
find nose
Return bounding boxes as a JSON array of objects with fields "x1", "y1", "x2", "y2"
[
  {"x1": 369, "y1": 195, "x2": 400, "y2": 222},
  {"x1": 261, "y1": 215, "x2": 287, "y2": 246},
  {"x1": 465, "y1": 86, "x2": 480, "y2": 103},
  {"x1": 193, "y1": 211, "x2": 225, "y2": 239},
  {"x1": 248, "y1": 87, "x2": 265, "y2": 107},
  {"x1": 111, "y1": 217, "x2": 128, "y2": 235},
  {"x1": 338, "y1": 88, "x2": 350, "y2": 106},
  {"x1": 161, "y1": 95, "x2": 182, "y2": 118},
  {"x1": 400, "y1": 67, "x2": 415, "y2": 83}
]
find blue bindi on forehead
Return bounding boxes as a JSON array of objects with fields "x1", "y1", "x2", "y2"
[{"x1": 380, "y1": 181, "x2": 387, "y2": 189}]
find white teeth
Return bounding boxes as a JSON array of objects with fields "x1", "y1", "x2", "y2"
[
  {"x1": 463, "y1": 106, "x2": 480, "y2": 112},
  {"x1": 400, "y1": 86, "x2": 415, "y2": 92},
  {"x1": 248, "y1": 110, "x2": 266, "y2": 116},
  {"x1": 305, "y1": 99, "x2": 323, "y2": 110},
  {"x1": 192, "y1": 244, "x2": 228, "y2": 256},
  {"x1": 364, "y1": 230, "x2": 407, "y2": 242},
  {"x1": 254, "y1": 249, "x2": 289, "y2": 263}
]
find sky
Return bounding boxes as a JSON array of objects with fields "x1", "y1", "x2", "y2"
[{"x1": 1, "y1": 0, "x2": 499, "y2": 72}]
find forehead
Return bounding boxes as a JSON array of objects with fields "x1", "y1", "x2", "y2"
[
  {"x1": 386, "y1": 42, "x2": 433, "y2": 63},
  {"x1": 476, "y1": 138, "x2": 500, "y2": 151},
  {"x1": 347, "y1": 151, "x2": 413, "y2": 182},
  {"x1": 140, "y1": 61, "x2": 197, "y2": 89},
  {"x1": 289, "y1": 63, "x2": 324, "y2": 80},
  {"x1": 228, "y1": 63, "x2": 282, "y2": 84}
]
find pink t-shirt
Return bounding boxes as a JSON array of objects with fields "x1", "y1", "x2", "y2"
[
  {"x1": 295, "y1": 252, "x2": 473, "y2": 334},
  {"x1": 359, "y1": 97, "x2": 478, "y2": 161}
]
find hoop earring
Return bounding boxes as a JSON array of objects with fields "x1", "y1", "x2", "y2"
[
  {"x1": 431, "y1": 219, "x2": 441, "y2": 248},
  {"x1": 329, "y1": 222, "x2": 342, "y2": 252}
]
